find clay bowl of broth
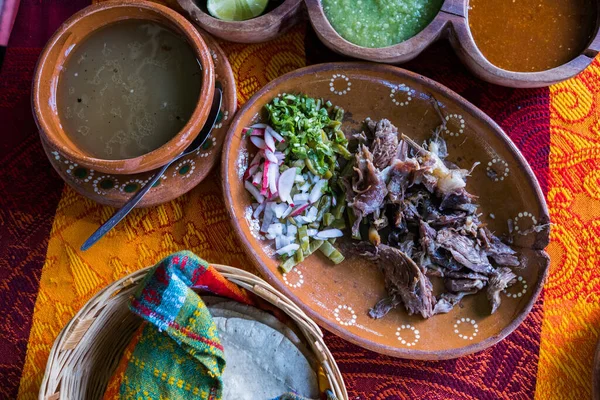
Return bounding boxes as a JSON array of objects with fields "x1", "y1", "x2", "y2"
[
  {"x1": 33, "y1": 0, "x2": 215, "y2": 203},
  {"x1": 305, "y1": 0, "x2": 600, "y2": 87}
]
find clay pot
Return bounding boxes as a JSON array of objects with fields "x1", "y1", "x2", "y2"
[{"x1": 33, "y1": 0, "x2": 215, "y2": 177}]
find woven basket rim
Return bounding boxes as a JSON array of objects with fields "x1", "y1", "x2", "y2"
[{"x1": 38, "y1": 263, "x2": 348, "y2": 400}]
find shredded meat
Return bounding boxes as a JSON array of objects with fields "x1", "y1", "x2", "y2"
[
  {"x1": 366, "y1": 244, "x2": 436, "y2": 319},
  {"x1": 345, "y1": 117, "x2": 522, "y2": 320},
  {"x1": 370, "y1": 119, "x2": 399, "y2": 170},
  {"x1": 348, "y1": 145, "x2": 387, "y2": 236},
  {"x1": 487, "y1": 267, "x2": 517, "y2": 313}
]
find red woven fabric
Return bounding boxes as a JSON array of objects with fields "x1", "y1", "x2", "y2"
[{"x1": 0, "y1": 1, "x2": 549, "y2": 399}]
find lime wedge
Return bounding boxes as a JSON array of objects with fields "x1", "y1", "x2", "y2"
[{"x1": 207, "y1": 0, "x2": 269, "y2": 21}]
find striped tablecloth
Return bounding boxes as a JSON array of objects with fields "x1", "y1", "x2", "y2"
[{"x1": 1, "y1": 0, "x2": 599, "y2": 398}]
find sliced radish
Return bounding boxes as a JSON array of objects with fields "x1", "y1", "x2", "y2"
[
  {"x1": 250, "y1": 136, "x2": 266, "y2": 149},
  {"x1": 245, "y1": 181, "x2": 264, "y2": 203},
  {"x1": 281, "y1": 205, "x2": 293, "y2": 219},
  {"x1": 261, "y1": 161, "x2": 270, "y2": 195},
  {"x1": 250, "y1": 123, "x2": 268, "y2": 129},
  {"x1": 293, "y1": 193, "x2": 309, "y2": 204},
  {"x1": 268, "y1": 165, "x2": 280, "y2": 197},
  {"x1": 266, "y1": 125, "x2": 285, "y2": 142},
  {"x1": 264, "y1": 130, "x2": 275, "y2": 152},
  {"x1": 278, "y1": 167, "x2": 296, "y2": 205},
  {"x1": 243, "y1": 127, "x2": 265, "y2": 137},
  {"x1": 314, "y1": 229, "x2": 344, "y2": 239},
  {"x1": 309, "y1": 179, "x2": 328, "y2": 204},
  {"x1": 265, "y1": 149, "x2": 278, "y2": 163},
  {"x1": 289, "y1": 203, "x2": 310, "y2": 217},
  {"x1": 252, "y1": 170, "x2": 262, "y2": 186}
]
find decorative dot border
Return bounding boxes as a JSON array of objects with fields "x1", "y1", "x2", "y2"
[
  {"x1": 444, "y1": 114, "x2": 465, "y2": 137},
  {"x1": 487, "y1": 158, "x2": 510, "y2": 182},
  {"x1": 282, "y1": 268, "x2": 304, "y2": 289},
  {"x1": 172, "y1": 159, "x2": 196, "y2": 178},
  {"x1": 329, "y1": 74, "x2": 351, "y2": 96},
  {"x1": 214, "y1": 110, "x2": 229, "y2": 129},
  {"x1": 334, "y1": 305, "x2": 357, "y2": 326},
  {"x1": 395, "y1": 324, "x2": 420, "y2": 347},
  {"x1": 513, "y1": 212, "x2": 538, "y2": 231},
  {"x1": 93, "y1": 175, "x2": 119, "y2": 195},
  {"x1": 504, "y1": 275, "x2": 528, "y2": 298},
  {"x1": 454, "y1": 317, "x2": 478, "y2": 340},
  {"x1": 119, "y1": 178, "x2": 147, "y2": 193},
  {"x1": 390, "y1": 84, "x2": 414, "y2": 107}
]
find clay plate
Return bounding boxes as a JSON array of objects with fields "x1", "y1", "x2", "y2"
[
  {"x1": 595, "y1": 337, "x2": 600, "y2": 400},
  {"x1": 43, "y1": 32, "x2": 237, "y2": 208},
  {"x1": 222, "y1": 62, "x2": 550, "y2": 359}
]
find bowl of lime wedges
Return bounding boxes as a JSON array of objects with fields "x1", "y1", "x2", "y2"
[{"x1": 178, "y1": 0, "x2": 303, "y2": 43}]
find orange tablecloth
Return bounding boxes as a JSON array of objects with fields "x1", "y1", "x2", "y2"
[{"x1": 1, "y1": 0, "x2": 599, "y2": 399}]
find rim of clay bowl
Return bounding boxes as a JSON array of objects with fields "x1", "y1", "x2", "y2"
[
  {"x1": 446, "y1": 0, "x2": 600, "y2": 88},
  {"x1": 304, "y1": 0, "x2": 452, "y2": 64},
  {"x1": 32, "y1": 0, "x2": 215, "y2": 175},
  {"x1": 177, "y1": 0, "x2": 304, "y2": 44}
]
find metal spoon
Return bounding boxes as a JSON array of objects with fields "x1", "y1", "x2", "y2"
[{"x1": 81, "y1": 83, "x2": 223, "y2": 251}]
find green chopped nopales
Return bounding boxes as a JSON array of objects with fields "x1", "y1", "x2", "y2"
[{"x1": 265, "y1": 94, "x2": 351, "y2": 179}]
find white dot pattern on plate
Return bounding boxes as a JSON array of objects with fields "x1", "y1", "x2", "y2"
[
  {"x1": 444, "y1": 114, "x2": 465, "y2": 137},
  {"x1": 334, "y1": 305, "x2": 357, "y2": 326},
  {"x1": 513, "y1": 211, "x2": 538, "y2": 231},
  {"x1": 92, "y1": 175, "x2": 119, "y2": 195},
  {"x1": 282, "y1": 268, "x2": 304, "y2": 288},
  {"x1": 329, "y1": 74, "x2": 351, "y2": 96},
  {"x1": 487, "y1": 158, "x2": 510, "y2": 182},
  {"x1": 504, "y1": 275, "x2": 528, "y2": 298},
  {"x1": 119, "y1": 178, "x2": 147, "y2": 193},
  {"x1": 395, "y1": 324, "x2": 420, "y2": 347},
  {"x1": 389, "y1": 84, "x2": 414, "y2": 107},
  {"x1": 454, "y1": 317, "x2": 479, "y2": 340},
  {"x1": 172, "y1": 159, "x2": 196, "y2": 178}
]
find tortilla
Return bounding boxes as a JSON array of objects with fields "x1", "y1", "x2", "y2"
[{"x1": 214, "y1": 317, "x2": 319, "y2": 400}]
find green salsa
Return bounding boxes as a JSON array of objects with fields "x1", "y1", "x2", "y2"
[{"x1": 321, "y1": 0, "x2": 443, "y2": 48}]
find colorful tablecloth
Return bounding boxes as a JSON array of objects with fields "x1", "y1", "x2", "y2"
[{"x1": 1, "y1": 1, "x2": 599, "y2": 399}]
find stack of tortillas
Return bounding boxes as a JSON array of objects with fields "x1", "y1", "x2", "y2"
[{"x1": 204, "y1": 296, "x2": 320, "y2": 400}]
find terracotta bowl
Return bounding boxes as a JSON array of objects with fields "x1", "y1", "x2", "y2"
[
  {"x1": 305, "y1": 0, "x2": 600, "y2": 88},
  {"x1": 177, "y1": 0, "x2": 304, "y2": 43},
  {"x1": 39, "y1": 31, "x2": 237, "y2": 208},
  {"x1": 222, "y1": 62, "x2": 550, "y2": 359},
  {"x1": 33, "y1": 0, "x2": 215, "y2": 178}
]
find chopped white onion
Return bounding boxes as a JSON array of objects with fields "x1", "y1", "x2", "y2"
[
  {"x1": 276, "y1": 243, "x2": 299, "y2": 256},
  {"x1": 245, "y1": 181, "x2": 264, "y2": 203},
  {"x1": 293, "y1": 193, "x2": 309, "y2": 203},
  {"x1": 309, "y1": 179, "x2": 328, "y2": 204},
  {"x1": 253, "y1": 202, "x2": 266, "y2": 219},
  {"x1": 307, "y1": 228, "x2": 318, "y2": 237},
  {"x1": 250, "y1": 123, "x2": 268, "y2": 129},
  {"x1": 260, "y1": 203, "x2": 275, "y2": 232},
  {"x1": 314, "y1": 229, "x2": 344, "y2": 239}
]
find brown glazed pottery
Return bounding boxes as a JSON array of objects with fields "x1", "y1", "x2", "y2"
[
  {"x1": 222, "y1": 62, "x2": 550, "y2": 359},
  {"x1": 305, "y1": 0, "x2": 600, "y2": 88},
  {"x1": 177, "y1": 0, "x2": 304, "y2": 43},
  {"x1": 33, "y1": 1, "x2": 236, "y2": 207}
]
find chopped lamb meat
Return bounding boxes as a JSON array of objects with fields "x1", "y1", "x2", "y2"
[
  {"x1": 370, "y1": 119, "x2": 399, "y2": 170},
  {"x1": 487, "y1": 267, "x2": 517, "y2": 313},
  {"x1": 365, "y1": 244, "x2": 436, "y2": 319}
]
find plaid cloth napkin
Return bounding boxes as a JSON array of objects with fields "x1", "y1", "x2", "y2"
[{"x1": 102, "y1": 251, "x2": 334, "y2": 400}]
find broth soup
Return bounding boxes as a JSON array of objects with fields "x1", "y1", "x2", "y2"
[{"x1": 57, "y1": 19, "x2": 202, "y2": 160}]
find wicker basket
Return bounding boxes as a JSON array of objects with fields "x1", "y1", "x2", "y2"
[{"x1": 39, "y1": 264, "x2": 348, "y2": 400}]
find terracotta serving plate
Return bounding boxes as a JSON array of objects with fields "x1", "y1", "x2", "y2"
[
  {"x1": 222, "y1": 62, "x2": 550, "y2": 359},
  {"x1": 42, "y1": 32, "x2": 237, "y2": 208},
  {"x1": 177, "y1": 0, "x2": 304, "y2": 43},
  {"x1": 595, "y1": 337, "x2": 600, "y2": 400}
]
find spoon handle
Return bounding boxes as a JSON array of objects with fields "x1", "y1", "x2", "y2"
[{"x1": 80, "y1": 163, "x2": 170, "y2": 251}]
